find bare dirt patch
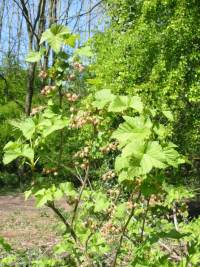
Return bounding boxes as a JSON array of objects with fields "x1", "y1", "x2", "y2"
[{"x1": 0, "y1": 194, "x2": 59, "y2": 252}]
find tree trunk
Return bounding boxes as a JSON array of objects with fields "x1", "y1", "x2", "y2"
[
  {"x1": 0, "y1": 0, "x2": 5, "y2": 43},
  {"x1": 25, "y1": 63, "x2": 36, "y2": 115}
]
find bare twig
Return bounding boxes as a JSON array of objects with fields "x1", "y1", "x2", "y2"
[
  {"x1": 71, "y1": 166, "x2": 90, "y2": 225},
  {"x1": 173, "y1": 204, "x2": 188, "y2": 257},
  {"x1": 172, "y1": 205, "x2": 179, "y2": 231},
  {"x1": 111, "y1": 191, "x2": 142, "y2": 267},
  {"x1": 62, "y1": 0, "x2": 104, "y2": 23},
  {"x1": 140, "y1": 197, "x2": 150, "y2": 241},
  {"x1": 46, "y1": 201, "x2": 77, "y2": 242}
]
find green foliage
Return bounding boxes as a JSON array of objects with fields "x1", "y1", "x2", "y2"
[
  {"x1": 40, "y1": 24, "x2": 71, "y2": 53},
  {"x1": 3, "y1": 104, "x2": 68, "y2": 167},
  {"x1": 2, "y1": 85, "x2": 198, "y2": 265},
  {"x1": 92, "y1": 0, "x2": 200, "y2": 176},
  {"x1": 25, "y1": 50, "x2": 44, "y2": 63},
  {"x1": 1, "y1": 18, "x2": 200, "y2": 267},
  {"x1": 0, "y1": 237, "x2": 12, "y2": 252},
  {"x1": 93, "y1": 89, "x2": 143, "y2": 113}
]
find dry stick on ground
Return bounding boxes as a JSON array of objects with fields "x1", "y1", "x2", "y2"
[
  {"x1": 158, "y1": 241, "x2": 182, "y2": 261},
  {"x1": 111, "y1": 191, "x2": 142, "y2": 267}
]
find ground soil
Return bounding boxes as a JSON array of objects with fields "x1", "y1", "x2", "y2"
[{"x1": 0, "y1": 193, "x2": 59, "y2": 252}]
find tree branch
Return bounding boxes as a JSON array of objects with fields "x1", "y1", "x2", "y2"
[
  {"x1": 71, "y1": 166, "x2": 90, "y2": 225},
  {"x1": 62, "y1": 0, "x2": 104, "y2": 23},
  {"x1": 111, "y1": 191, "x2": 142, "y2": 267},
  {"x1": 46, "y1": 201, "x2": 77, "y2": 242}
]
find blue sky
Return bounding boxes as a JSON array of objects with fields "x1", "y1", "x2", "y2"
[{"x1": 0, "y1": 0, "x2": 106, "y2": 64}]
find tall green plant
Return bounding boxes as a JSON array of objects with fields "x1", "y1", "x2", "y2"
[{"x1": 2, "y1": 24, "x2": 200, "y2": 266}]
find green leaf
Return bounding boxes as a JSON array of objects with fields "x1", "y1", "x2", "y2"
[
  {"x1": 158, "y1": 229, "x2": 190, "y2": 240},
  {"x1": 25, "y1": 190, "x2": 32, "y2": 201},
  {"x1": 65, "y1": 34, "x2": 79, "y2": 47},
  {"x1": 3, "y1": 141, "x2": 34, "y2": 164},
  {"x1": 93, "y1": 89, "x2": 115, "y2": 109},
  {"x1": 140, "y1": 141, "x2": 166, "y2": 173},
  {"x1": 112, "y1": 116, "x2": 152, "y2": 146},
  {"x1": 25, "y1": 50, "x2": 42, "y2": 63},
  {"x1": 41, "y1": 117, "x2": 68, "y2": 137},
  {"x1": 162, "y1": 110, "x2": 174, "y2": 121},
  {"x1": 122, "y1": 140, "x2": 145, "y2": 158},
  {"x1": 53, "y1": 188, "x2": 63, "y2": 201},
  {"x1": 95, "y1": 92, "x2": 141, "y2": 114},
  {"x1": 128, "y1": 141, "x2": 166, "y2": 175},
  {"x1": 108, "y1": 95, "x2": 130, "y2": 112},
  {"x1": 35, "y1": 189, "x2": 53, "y2": 207},
  {"x1": 163, "y1": 144, "x2": 183, "y2": 167},
  {"x1": 74, "y1": 46, "x2": 93, "y2": 58},
  {"x1": 115, "y1": 156, "x2": 129, "y2": 172},
  {"x1": 164, "y1": 185, "x2": 194, "y2": 206},
  {"x1": 114, "y1": 203, "x2": 127, "y2": 219},
  {"x1": 93, "y1": 192, "x2": 110, "y2": 212},
  {"x1": 21, "y1": 145, "x2": 34, "y2": 163},
  {"x1": 3, "y1": 141, "x2": 21, "y2": 164},
  {"x1": 154, "y1": 124, "x2": 168, "y2": 139},
  {"x1": 36, "y1": 195, "x2": 50, "y2": 207},
  {"x1": 10, "y1": 118, "x2": 35, "y2": 139},
  {"x1": 129, "y1": 96, "x2": 143, "y2": 113},
  {"x1": 40, "y1": 24, "x2": 70, "y2": 53},
  {"x1": 116, "y1": 141, "x2": 167, "y2": 181},
  {"x1": 59, "y1": 182, "x2": 77, "y2": 197}
]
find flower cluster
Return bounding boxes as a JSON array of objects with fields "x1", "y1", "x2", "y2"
[
  {"x1": 65, "y1": 92, "x2": 79, "y2": 102},
  {"x1": 75, "y1": 159, "x2": 89, "y2": 170},
  {"x1": 101, "y1": 222, "x2": 120, "y2": 237},
  {"x1": 41, "y1": 85, "x2": 56, "y2": 96},
  {"x1": 107, "y1": 188, "x2": 120, "y2": 198},
  {"x1": 74, "y1": 147, "x2": 90, "y2": 159},
  {"x1": 67, "y1": 74, "x2": 76, "y2": 81},
  {"x1": 38, "y1": 70, "x2": 48, "y2": 79},
  {"x1": 102, "y1": 170, "x2": 116, "y2": 181},
  {"x1": 100, "y1": 142, "x2": 118, "y2": 153},
  {"x1": 73, "y1": 62, "x2": 85, "y2": 72},
  {"x1": 30, "y1": 105, "x2": 45, "y2": 116},
  {"x1": 42, "y1": 167, "x2": 58, "y2": 176},
  {"x1": 69, "y1": 112, "x2": 100, "y2": 129}
]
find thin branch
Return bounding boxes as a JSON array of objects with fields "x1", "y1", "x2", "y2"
[
  {"x1": 46, "y1": 201, "x2": 77, "y2": 242},
  {"x1": 61, "y1": 0, "x2": 104, "y2": 23},
  {"x1": 71, "y1": 166, "x2": 90, "y2": 225},
  {"x1": 111, "y1": 191, "x2": 142, "y2": 267},
  {"x1": 72, "y1": 0, "x2": 85, "y2": 33},
  {"x1": 173, "y1": 204, "x2": 188, "y2": 257},
  {"x1": 33, "y1": 0, "x2": 45, "y2": 32},
  {"x1": 45, "y1": 155, "x2": 77, "y2": 176},
  {"x1": 140, "y1": 197, "x2": 150, "y2": 241},
  {"x1": 13, "y1": 0, "x2": 39, "y2": 44},
  {"x1": 172, "y1": 205, "x2": 179, "y2": 231}
]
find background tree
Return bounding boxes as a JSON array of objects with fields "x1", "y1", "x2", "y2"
[{"x1": 92, "y1": 0, "x2": 200, "y2": 185}]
